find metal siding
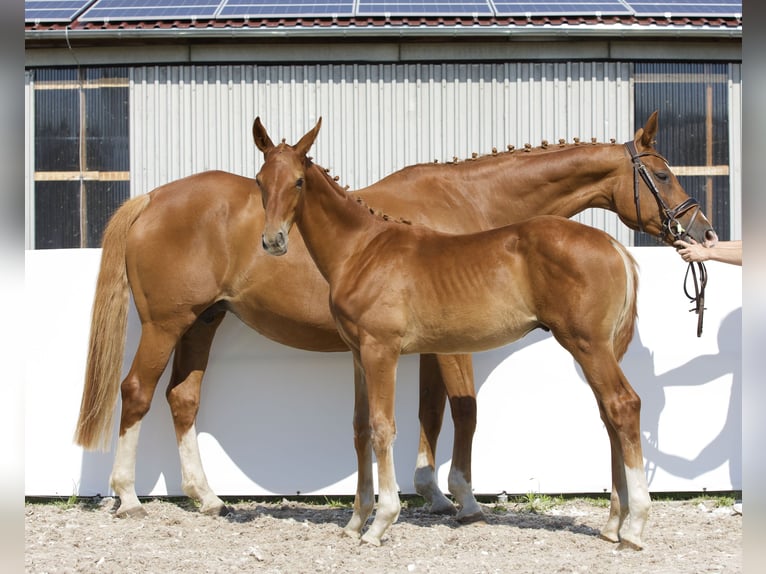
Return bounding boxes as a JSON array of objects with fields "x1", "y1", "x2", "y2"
[
  {"x1": 728, "y1": 63, "x2": 741, "y2": 239},
  {"x1": 130, "y1": 62, "x2": 637, "y2": 243},
  {"x1": 25, "y1": 71, "x2": 35, "y2": 250}
]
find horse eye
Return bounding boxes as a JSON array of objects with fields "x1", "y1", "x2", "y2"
[
  {"x1": 655, "y1": 171, "x2": 669, "y2": 182},
  {"x1": 296, "y1": 178, "x2": 304, "y2": 189}
]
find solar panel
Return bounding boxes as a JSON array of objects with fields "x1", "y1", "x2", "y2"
[
  {"x1": 219, "y1": 0, "x2": 355, "y2": 18},
  {"x1": 493, "y1": 1, "x2": 632, "y2": 16},
  {"x1": 25, "y1": 0, "x2": 94, "y2": 22},
  {"x1": 356, "y1": 1, "x2": 493, "y2": 16},
  {"x1": 626, "y1": 1, "x2": 741, "y2": 16},
  {"x1": 79, "y1": 0, "x2": 221, "y2": 22}
]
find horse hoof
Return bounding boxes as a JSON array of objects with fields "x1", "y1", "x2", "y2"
[
  {"x1": 361, "y1": 532, "x2": 382, "y2": 547},
  {"x1": 599, "y1": 531, "x2": 620, "y2": 544},
  {"x1": 199, "y1": 503, "x2": 230, "y2": 517},
  {"x1": 115, "y1": 505, "x2": 148, "y2": 519},
  {"x1": 427, "y1": 501, "x2": 458, "y2": 516},
  {"x1": 617, "y1": 537, "x2": 644, "y2": 551},
  {"x1": 456, "y1": 510, "x2": 486, "y2": 525},
  {"x1": 342, "y1": 527, "x2": 361, "y2": 540}
]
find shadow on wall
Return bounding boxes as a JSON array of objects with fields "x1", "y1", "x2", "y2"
[{"x1": 626, "y1": 308, "x2": 742, "y2": 489}]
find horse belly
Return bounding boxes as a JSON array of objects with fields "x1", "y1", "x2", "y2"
[{"x1": 401, "y1": 306, "x2": 537, "y2": 355}]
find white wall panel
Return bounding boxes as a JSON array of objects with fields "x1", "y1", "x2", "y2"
[
  {"x1": 25, "y1": 248, "x2": 742, "y2": 497},
  {"x1": 130, "y1": 62, "x2": 635, "y2": 243}
]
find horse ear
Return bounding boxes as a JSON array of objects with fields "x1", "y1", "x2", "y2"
[
  {"x1": 634, "y1": 111, "x2": 659, "y2": 149},
  {"x1": 253, "y1": 117, "x2": 275, "y2": 154},
  {"x1": 294, "y1": 117, "x2": 322, "y2": 157}
]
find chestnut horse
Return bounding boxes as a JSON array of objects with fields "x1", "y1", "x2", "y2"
[
  {"x1": 257, "y1": 117, "x2": 648, "y2": 547},
  {"x1": 74, "y1": 112, "x2": 716, "y2": 523}
]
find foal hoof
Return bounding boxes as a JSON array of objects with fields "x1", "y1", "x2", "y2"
[
  {"x1": 616, "y1": 536, "x2": 644, "y2": 551},
  {"x1": 361, "y1": 532, "x2": 382, "y2": 547},
  {"x1": 115, "y1": 505, "x2": 148, "y2": 519},
  {"x1": 342, "y1": 527, "x2": 361, "y2": 540},
  {"x1": 204, "y1": 504, "x2": 231, "y2": 517}
]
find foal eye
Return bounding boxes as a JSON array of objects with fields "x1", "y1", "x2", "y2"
[{"x1": 296, "y1": 178, "x2": 304, "y2": 189}]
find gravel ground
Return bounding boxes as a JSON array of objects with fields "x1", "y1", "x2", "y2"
[{"x1": 25, "y1": 495, "x2": 742, "y2": 573}]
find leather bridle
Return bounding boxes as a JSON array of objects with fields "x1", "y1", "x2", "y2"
[
  {"x1": 625, "y1": 141, "x2": 702, "y2": 243},
  {"x1": 624, "y1": 141, "x2": 708, "y2": 337}
]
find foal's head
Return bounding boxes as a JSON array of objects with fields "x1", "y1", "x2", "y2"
[{"x1": 253, "y1": 116, "x2": 322, "y2": 256}]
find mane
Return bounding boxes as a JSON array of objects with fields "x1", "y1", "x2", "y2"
[
  {"x1": 422, "y1": 137, "x2": 621, "y2": 168},
  {"x1": 310, "y1": 159, "x2": 413, "y2": 225}
]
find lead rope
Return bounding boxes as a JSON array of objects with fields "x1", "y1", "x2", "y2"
[{"x1": 683, "y1": 260, "x2": 708, "y2": 337}]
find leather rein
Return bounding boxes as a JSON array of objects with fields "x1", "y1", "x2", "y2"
[{"x1": 625, "y1": 141, "x2": 708, "y2": 337}]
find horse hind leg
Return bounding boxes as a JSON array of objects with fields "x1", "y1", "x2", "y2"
[
  {"x1": 415, "y1": 354, "x2": 482, "y2": 522},
  {"x1": 110, "y1": 323, "x2": 180, "y2": 518},
  {"x1": 415, "y1": 354, "x2": 456, "y2": 515},
  {"x1": 166, "y1": 307, "x2": 229, "y2": 516},
  {"x1": 577, "y1": 350, "x2": 650, "y2": 550}
]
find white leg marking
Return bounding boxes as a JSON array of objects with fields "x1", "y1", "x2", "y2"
[
  {"x1": 178, "y1": 424, "x2": 225, "y2": 514},
  {"x1": 619, "y1": 465, "x2": 651, "y2": 550},
  {"x1": 448, "y1": 468, "x2": 483, "y2": 522},
  {"x1": 110, "y1": 422, "x2": 144, "y2": 516}
]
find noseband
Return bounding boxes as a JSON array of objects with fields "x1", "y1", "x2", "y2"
[{"x1": 624, "y1": 141, "x2": 707, "y2": 337}]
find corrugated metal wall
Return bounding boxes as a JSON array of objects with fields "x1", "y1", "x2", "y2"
[{"x1": 130, "y1": 62, "x2": 635, "y2": 243}]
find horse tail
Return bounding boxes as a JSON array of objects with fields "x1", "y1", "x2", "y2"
[
  {"x1": 74, "y1": 194, "x2": 152, "y2": 451},
  {"x1": 609, "y1": 239, "x2": 639, "y2": 361}
]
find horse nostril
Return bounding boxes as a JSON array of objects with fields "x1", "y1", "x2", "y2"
[
  {"x1": 261, "y1": 235, "x2": 269, "y2": 251},
  {"x1": 276, "y1": 231, "x2": 285, "y2": 247}
]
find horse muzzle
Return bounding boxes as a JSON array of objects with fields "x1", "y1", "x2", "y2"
[{"x1": 262, "y1": 230, "x2": 288, "y2": 256}]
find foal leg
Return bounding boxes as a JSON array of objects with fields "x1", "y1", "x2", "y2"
[
  {"x1": 343, "y1": 362, "x2": 375, "y2": 539},
  {"x1": 166, "y1": 309, "x2": 228, "y2": 516},
  {"x1": 578, "y1": 351, "x2": 650, "y2": 549},
  {"x1": 110, "y1": 323, "x2": 179, "y2": 517},
  {"x1": 359, "y1": 341, "x2": 401, "y2": 546}
]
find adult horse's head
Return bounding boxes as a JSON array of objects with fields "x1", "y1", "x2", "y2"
[
  {"x1": 253, "y1": 116, "x2": 322, "y2": 256},
  {"x1": 616, "y1": 111, "x2": 718, "y2": 246}
]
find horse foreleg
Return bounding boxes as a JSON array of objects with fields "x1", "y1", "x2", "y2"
[
  {"x1": 415, "y1": 354, "x2": 455, "y2": 514},
  {"x1": 441, "y1": 354, "x2": 482, "y2": 523},
  {"x1": 166, "y1": 310, "x2": 228, "y2": 516},
  {"x1": 110, "y1": 324, "x2": 178, "y2": 518},
  {"x1": 343, "y1": 361, "x2": 375, "y2": 539},
  {"x1": 359, "y1": 340, "x2": 401, "y2": 546}
]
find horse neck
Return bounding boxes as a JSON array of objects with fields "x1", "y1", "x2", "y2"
[
  {"x1": 454, "y1": 145, "x2": 622, "y2": 226},
  {"x1": 298, "y1": 164, "x2": 382, "y2": 284}
]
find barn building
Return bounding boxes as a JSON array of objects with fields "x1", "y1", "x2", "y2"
[
  {"x1": 24, "y1": 1, "x2": 743, "y2": 500},
  {"x1": 25, "y1": 1, "x2": 742, "y2": 250}
]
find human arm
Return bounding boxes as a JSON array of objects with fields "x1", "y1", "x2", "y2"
[{"x1": 673, "y1": 238, "x2": 742, "y2": 266}]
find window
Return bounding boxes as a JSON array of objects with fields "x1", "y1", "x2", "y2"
[
  {"x1": 32, "y1": 67, "x2": 129, "y2": 249},
  {"x1": 634, "y1": 63, "x2": 731, "y2": 245}
]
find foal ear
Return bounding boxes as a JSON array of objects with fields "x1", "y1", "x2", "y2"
[
  {"x1": 252, "y1": 117, "x2": 275, "y2": 154},
  {"x1": 294, "y1": 117, "x2": 323, "y2": 158},
  {"x1": 634, "y1": 110, "x2": 659, "y2": 149}
]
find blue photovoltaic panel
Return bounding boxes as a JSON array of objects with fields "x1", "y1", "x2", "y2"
[
  {"x1": 79, "y1": 0, "x2": 221, "y2": 21},
  {"x1": 493, "y1": 1, "x2": 632, "y2": 16},
  {"x1": 25, "y1": 0, "x2": 94, "y2": 22},
  {"x1": 219, "y1": 0, "x2": 355, "y2": 18},
  {"x1": 626, "y1": 1, "x2": 741, "y2": 16},
  {"x1": 356, "y1": 1, "x2": 493, "y2": 16}
]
